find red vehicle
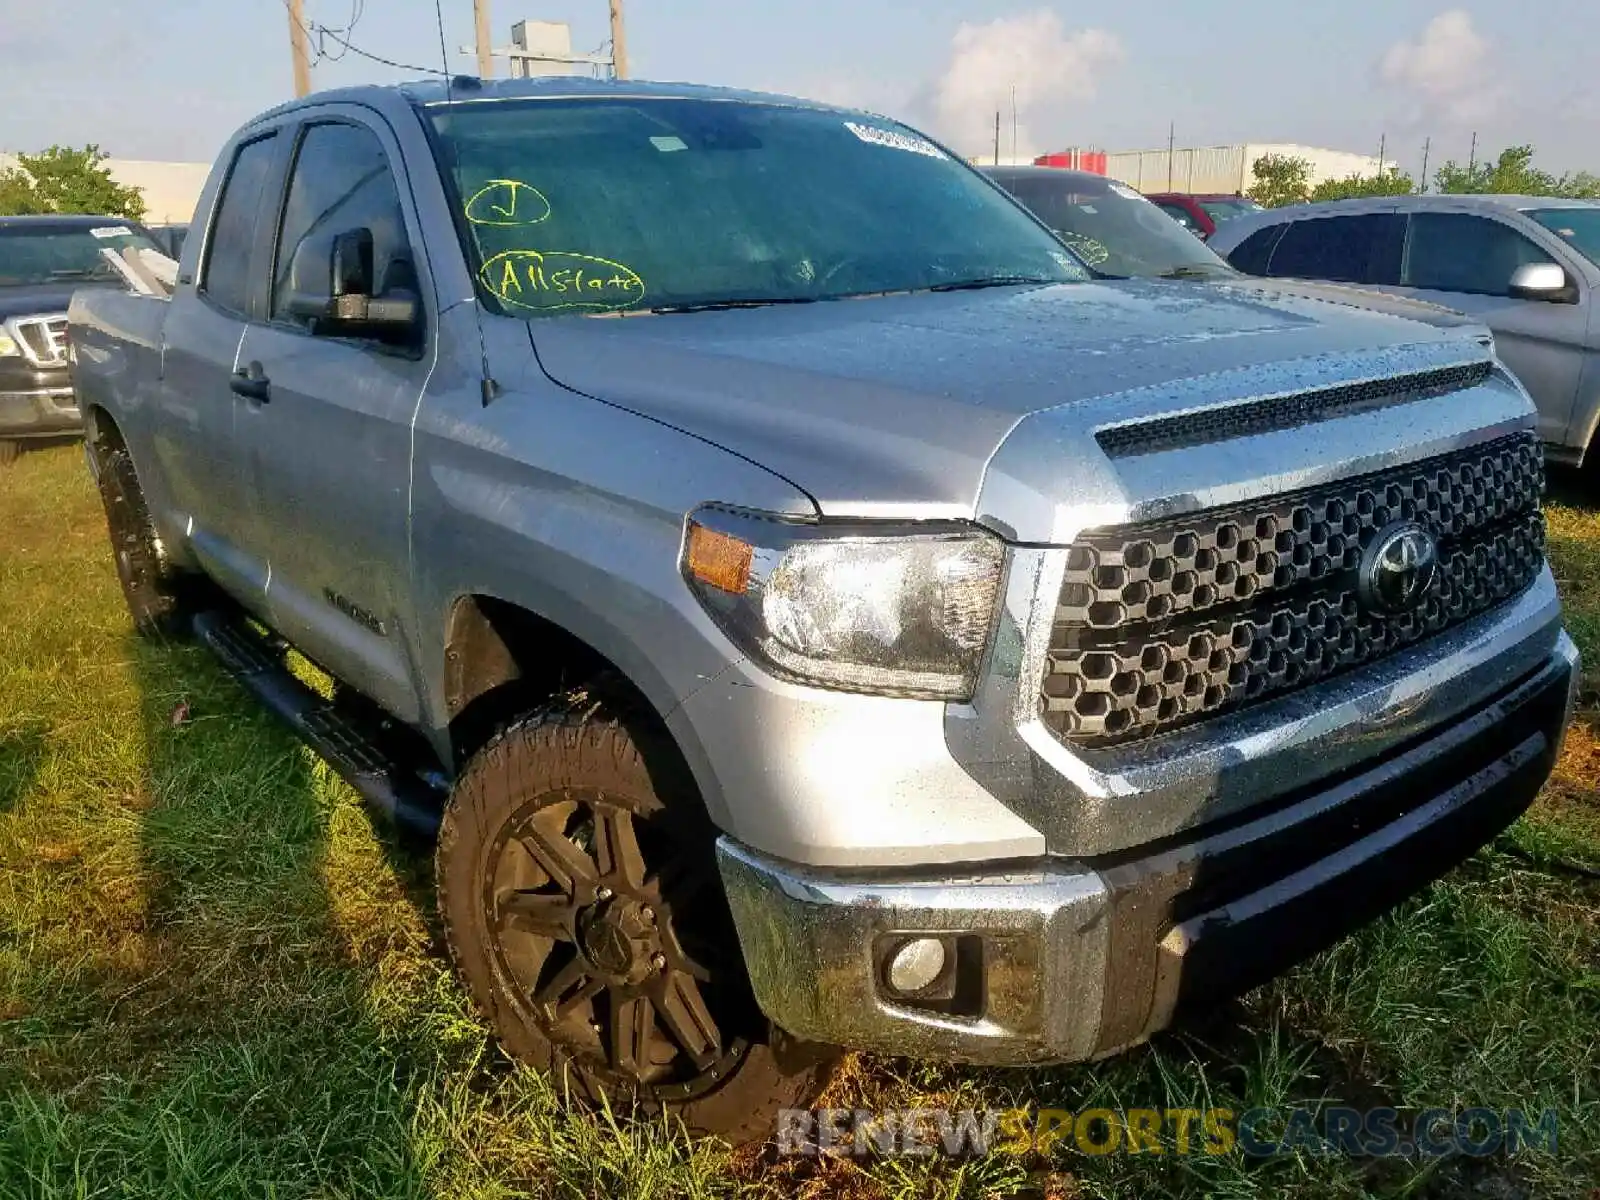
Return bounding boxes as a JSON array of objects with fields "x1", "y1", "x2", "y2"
[{"x1": 1144, "y1": 192, "x2": 1263, "y2": 240}]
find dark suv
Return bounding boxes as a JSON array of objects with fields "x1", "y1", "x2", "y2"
[{"x1": 0, "y1": 215, "x2": 161, "y2": 463}]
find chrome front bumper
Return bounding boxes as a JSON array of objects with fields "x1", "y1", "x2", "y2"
[
  {"x1": 717, "y1": 634, "x2": 1579, "y2": 1065},
  {"x1": 0, "y1": 387, "x2": 80, "y2": 439}
]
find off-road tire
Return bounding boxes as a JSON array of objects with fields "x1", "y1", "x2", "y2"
[
  {"x1": 0, "y1": 440, "x2": 21, "y2": 466},
  {"x1": 92, "y1": 435, "x2": 195, "y2": 638},
  {"x1": 436, "y1": 685, "x2": 836, "y2": 1143}
]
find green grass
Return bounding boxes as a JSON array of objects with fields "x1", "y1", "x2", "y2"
[{"x1": 1, "y1": 444, "x2": 1596, "y2": 1199}]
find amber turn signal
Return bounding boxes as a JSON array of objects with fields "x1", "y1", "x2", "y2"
[{"x1": 685, "y1": 522, "x2": 754, "y2": 595}]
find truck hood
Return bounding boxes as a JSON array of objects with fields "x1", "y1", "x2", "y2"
[
  {"x1": 0, "y1": 280, "x2": 120, "y2": 321},
  {"x1": 529, "y1": 279, "x2": 1488, "y2": 521}
]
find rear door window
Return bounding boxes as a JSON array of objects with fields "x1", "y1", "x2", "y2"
[
  {"x1": 1403, "y1": 212, "x2": 1556, "y2": 296},
  {"x1": 201, "y1": 134, "x2": 280, "y2": 315},
  {"x1": 1266, "y1": 213, "x2": 1403, "y2": 284}
]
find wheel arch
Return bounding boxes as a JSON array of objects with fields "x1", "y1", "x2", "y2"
[
  {"x1": 441, "y1": 593, "x2": 703, "y2": 788},
  {"x1": 81, "y1": 402, "x2": 125, "y2": 473}
]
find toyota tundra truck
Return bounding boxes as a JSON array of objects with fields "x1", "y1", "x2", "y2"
[{"x1": 68, "y1": 78, "x2": 1579, "y2": 1142}]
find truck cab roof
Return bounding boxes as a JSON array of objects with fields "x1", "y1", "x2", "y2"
[{"x1": 241, "y1": 76, "x2": 854, "y2": 131}]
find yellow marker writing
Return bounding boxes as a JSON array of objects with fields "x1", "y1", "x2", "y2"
[
  {"x1": 465, "y1": 179, "x2": 552, "y2": 227},
  {"x1": 480, "y1": 250, "x2": 645, "y2": 313}
]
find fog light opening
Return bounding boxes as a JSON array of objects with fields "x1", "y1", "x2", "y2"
[{"x1": 885, "y1": 936, "x2": 949, "y2": 997}]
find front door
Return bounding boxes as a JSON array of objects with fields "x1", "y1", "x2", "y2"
[
  {"x1": 1389, "y1": 210, "x2": 1588, "y2": 445},
  {"x1": 234, "y1": 114, "x2": 433, "y2": 722}
]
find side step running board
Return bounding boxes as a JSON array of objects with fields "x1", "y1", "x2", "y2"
[{"x1": 192, "y1": 610, "x2": 448, "y2": 838}]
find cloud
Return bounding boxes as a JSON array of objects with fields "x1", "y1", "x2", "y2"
[
  {"x1": 1379, "y1": 10, "x2": 1503, "y2": 125},
  {"x1": 773, "y1": 74, "x2": 905, "y2": 116},
  {"x1": 923, "y1": 11, "x2": 1124, "y2": 157}
]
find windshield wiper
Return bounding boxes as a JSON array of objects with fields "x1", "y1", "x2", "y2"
[
  {"x1": 1156, "y1": 265, "x2": 1233, "y2": 280},
  {"x1": 926, "y1": 275, "x2": 1060, "y2": 293},
  {"x1": 649, "y1": 296, "x2": 823, "y2": 314},
  {"x1": 48, "y1": 269, "x2": 94, "y2": 279}
]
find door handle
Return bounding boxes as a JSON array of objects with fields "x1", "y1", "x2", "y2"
[{"x1": 231, "y1": 361, "x2": 271, "y2": 403}]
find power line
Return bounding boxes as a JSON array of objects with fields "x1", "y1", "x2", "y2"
[
  {"x1": 277, "y1": 0, "x2": 321, "y2": 66},
  {"x1": 316, "y1": 0, "x2": 366, "y2": 61},
  {"x1": 315, "y1": 24, "x2": 450, "y2": 75}
]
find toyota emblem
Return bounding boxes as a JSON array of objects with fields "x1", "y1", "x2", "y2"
[{"x1": 1358, "y1": 521, "x2": 1439, "y2": 615}]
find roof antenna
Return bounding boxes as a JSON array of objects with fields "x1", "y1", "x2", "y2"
[
  {"x1": 433, "y1": 0, "x2": 500, "y2": 406},
  {"x1": 433, "y1": 0, "x2": 454, "y2": 106}
]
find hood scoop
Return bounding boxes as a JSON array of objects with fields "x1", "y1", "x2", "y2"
[{"x1": 1095, "y1": 361, "x2": 1495, "y2": 459}]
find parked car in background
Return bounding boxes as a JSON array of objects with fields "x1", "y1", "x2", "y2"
[
  {"x1": 1209, "y1": 195, "x2": 1600, "y2": 468},
  {"x1": 71, "y1": 78, "x2": 1576, "y2": 1141},
  {"x1": 985, "y1": 167, "x2": 1492, "y2": 343},
  {"x1": 147, "y1": 223, "x2": 189, "y2": 262},
  {"x1": 1144, "y1": 192, "x2": 1264, "y2": 240},
  {"x1": 0, "y1": 214, "x2": 163, "y2": 464}
]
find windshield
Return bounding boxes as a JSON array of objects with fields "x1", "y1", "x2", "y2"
[
  {"x1": 427, "y1": 97, "x2": 1087, "y2": 315},
  {"x1": 1199, "y1": 198, "x2": 1263, "y2": 224},
  {"x1": 995, "y1": 173, "x2": 1233, "y2": 279},
  {"x1": 0, "y1": 222, "x2": 162, "y2": 287},
  {"x1": 1527, "y1": 207, "x2": 1600, "y2": 268}
]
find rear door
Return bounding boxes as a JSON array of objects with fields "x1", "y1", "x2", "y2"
[
  {"x1": 1261, "y1": 211, "x2": 1405, "y2": 286},
  {"x1": 156, "y1": 129, "x2": 289, "y2": 605},
  {"x1": 232, "y1": 111, "x2": 434, "y2": 722},
  {"x1": 1387, "y1": 210, "x2": 1588, "y2": 445}
]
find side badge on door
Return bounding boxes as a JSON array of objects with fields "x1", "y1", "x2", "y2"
[{"x1": 324, "y1": 587, "x2": 387, "y2": 636}]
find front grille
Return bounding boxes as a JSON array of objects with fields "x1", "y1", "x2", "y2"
[
  {"x1": 1041, "y1": 433, "x2": 1545, "y2": 747},
  {"x1": 10, "y1": 316, "x2": 69, "y2": 368}
]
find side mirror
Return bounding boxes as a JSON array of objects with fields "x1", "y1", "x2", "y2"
[
  {"x1": 282, "y1": 227, "x2": 420, "y2": 341},
  {"x1": 1508, "y1": 262, "x2": 1577, "y2": 304}
]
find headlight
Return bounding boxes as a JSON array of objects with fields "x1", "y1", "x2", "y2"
[
  {"x1": 681, "y1": 507, "x2": 1006, "y2": 700},
  {"x1": 0, "y1": 330, "x2": 19, "y2": 358}
]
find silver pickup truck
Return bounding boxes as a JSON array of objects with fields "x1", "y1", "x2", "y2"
[{"x1": 69, "y1": 78, "x2": 1579, "y2": 1142}]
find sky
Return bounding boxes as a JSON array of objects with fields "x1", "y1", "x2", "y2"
[{"x1": 2, "y1": 0, "x2": 1597, "y2": 177}]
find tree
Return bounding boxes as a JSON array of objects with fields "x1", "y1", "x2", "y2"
[
  {"x1": 1430, "y1": 144, "x2": 1599, "y2": 198},
  {"x1": 1310, "y1": 170, "x2": 1416, "y2": 202},
  {"x1": 1248, "y1": 154, "x2": 1312, "y2": 208},
  {"x1": 0, "y1": 145, "x2": 146, "y2": 220},
  {"x1": 1560, "y1": 171, "x2": 1600, "y2": 200}
]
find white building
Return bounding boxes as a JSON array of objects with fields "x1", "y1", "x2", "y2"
[
  {"x1": 1103, "y1": 143, "x2": 1388, "y2": 195},
  {"x1": 0, "y1": 154, "x2": 212, "y2": 225}
]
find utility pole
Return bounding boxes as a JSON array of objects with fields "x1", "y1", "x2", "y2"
[
  {"x1": 994, "y1": 111, "x2": 1001, "y2": 166},
  {"x1": 473, "y1": 0, "x2": 494, "y2": 77},
  {"x1": 1419, "y1": 137, "x2": 1431, "y2": 192},
  {"x1": 1468, "y1": 131, "x2": 1477, "y2": 174},
  {"x1": 609, "y1": 0, "x2": 629, "y2": 78},
  {"x1": 286, "y1": 0, "x2": 312, "y2": 97},
  {"x1": 1010, "y1": 85, "x2": 1018, "y2": 163},
  {"x1": 1376, "y1": 132, "x2": 1385, "y2": 177},
  {"x1": 1167, "y1": 121, "x2": 1175, "y2": 191}
]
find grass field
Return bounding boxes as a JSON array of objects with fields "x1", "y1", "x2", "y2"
[{"x1": 1, "y1": 442, "x2": 1596, "y2": 1199}]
